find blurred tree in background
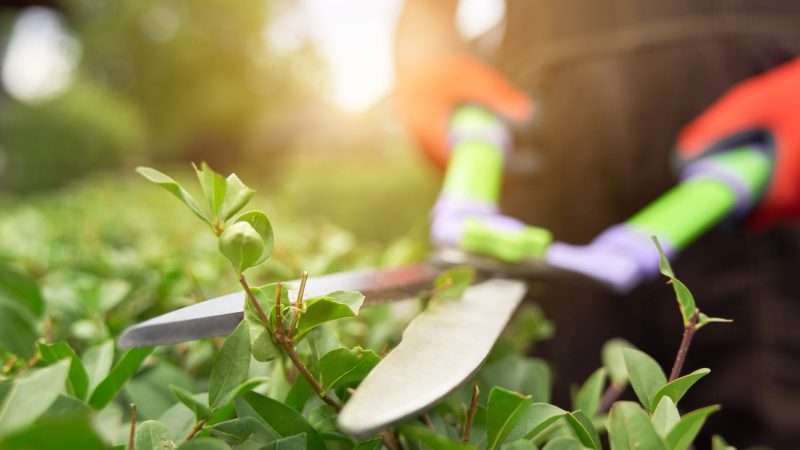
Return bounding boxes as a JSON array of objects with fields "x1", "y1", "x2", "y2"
[{"x1": 0, "y1": 0, "x2": 331, "y2": 191}]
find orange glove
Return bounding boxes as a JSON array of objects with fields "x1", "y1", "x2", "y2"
[
  {"x1": 677, "y1": 58, "x2": 800, "y2": 228},
  {"x1": 395, "y1": 54, "x2": 533, "y2": 167}
]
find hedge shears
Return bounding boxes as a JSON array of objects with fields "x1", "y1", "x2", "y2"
[{"x1": 119, "y1": 105, "x2": 771, "y2": 437}]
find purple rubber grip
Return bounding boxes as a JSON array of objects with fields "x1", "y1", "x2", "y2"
[{"x1": 546, "y1": 225, "x2": 675, "y2": 294}]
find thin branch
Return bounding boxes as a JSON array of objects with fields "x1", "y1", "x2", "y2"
[
  {"x1": 2, "y1": 355, "x2": 18, "y2": 376},
  {"x1": 271, "y1": 281, "x2": 341, "y2": 411},
  {"x1": 239, "y1": 275, "x2": 271, "y2": 332},
  {"x1": 274, "y1": 282, "x2": 285, "y2": 332},
  {"x1": 379, "y1": 430, "x2": 402, "y2": 450},
  {"x1": 599, "y1": 383, "x2": 625, "y2": 413},
  {"x1": 422, "y1": 413, "x2": 434, "y2": 430},
  {"x1": 128, "y1": 404, "x2": 136, "y2": 450},
  {"x1": 241, "y1": 274, "x2": 396, "y2": 450},
  {"x1": 184, "y1": 419, "x2": 207, "y2": 442},
  {"x1": 669, "y1": 309, "x2": 699, "y2": 382},
  {"x1": 15, "y1": 351, "x2": 40, "y2": 377},
  {"x1": 289, "y1": 272, "x2": 308, "y2": 339},
  {"x1": 462, "y1": 384, "x2": 480, "y2": 444}
]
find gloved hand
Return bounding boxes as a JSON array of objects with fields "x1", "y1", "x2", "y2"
[
  {"x1": 428, "y1": 105, "x2": 551, "y2": 263},
  {"x1": 677, "y1": 58, "x2": 800, "y2": 228},
  {"x1": 395, "y1": 54, "x2": 532, "y2": 167}
]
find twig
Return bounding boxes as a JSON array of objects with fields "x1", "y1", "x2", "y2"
[
  {"x1": 462, "y1": 384, "x2": 480, "y2": 444},
  {"x1": 15, "y1": 352, "x2": 40, "y2": 377},
  {"x1": 599, "y1": 383, "x2": 625, "y2": 413},
  {"x1": 239, "y1": 275, "x2": 272, "y2": 332},
  {"x1": 422, "y1": 413, "x2": 434, "y2": 430},
  {"x1": 271, "y1": 281, "x2": 341, "y2": 411},
  {"x1": 43, "y1": 317, "x2": 55, "y2": 343},
  {"x1": 2, "y1": 355, "x2": 18, "y2": 376},
  {"x1": 128, "y1": 404, "x2": 136, "y2": 450},
  {"x1": 288, "y1": 271, "x2": 308, "y2": 339},
  {"x1": 241, "y1": 275, "x2": 398, "y2": 449},
  {"x1": 379, "y1": 430, "x2": 402, "y2": 450},
  {"x1": 670, "y1": 309, "x2": 699, "y2": 382},
  {"x1": 184, "y1": 418, "x2": 207, "y2": 442}
]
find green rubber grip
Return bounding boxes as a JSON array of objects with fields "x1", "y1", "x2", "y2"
[
  {"x1": 462, "y1": 219, "x2": 552, "y2": 262},
  {"x1": 627, "y1": 146, "x2": 771, "y2": 249},
  {"x1": 440, "y1": 105, "x2": 507, "y2": 205}
]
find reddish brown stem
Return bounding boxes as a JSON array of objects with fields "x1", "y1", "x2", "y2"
[
  {"x1": 379, "y1": 430, "x2": 402, "y2": 450},
  {"x1": 239, "y1": 275, "x2": 271, "y2": 332},
  {"x1": 15, "y1": 352, "x2": 40, "y2": 377},
  {"x1": 288, "y1": 271, "x2": 308, "y2": 340},
  {"x1": 599, "y1": 383, "x2": 625, "y2": 413},
  {"x1": 184, "y1": 419, "x2": 207, "y2": 442},
  {"x1": 128, "y1": 404, "x2": 136, "y2": 450},
  {"x1": 669, "y1": 309, "x2": 699, "y2": 382},
  {"x1": 241, "y1": 276, "x2": 340, "y2": 410},
  {"x1": 422, "y1": 413, "x2": 434, "y2": 430},
  {"x1": 462, "y1": 384, "x2": 480, "y2": 444},
  {"x1": 241, "y1": 274, "x2": 399, "y2": 448}
]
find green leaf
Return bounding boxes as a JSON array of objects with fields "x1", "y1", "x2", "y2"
[
  {"x1": 319, "y1": 347, "x2": 380, "y2": 394},
  {"x1": 194, "y1": 162, "x2": 227, "y2": 219},
  {"x1": 212, "y1": 416, "x2": 280, "y2": 444},
  {"x1": 434, "y1": 266, "x2": 475, "y2": 300},
  {"x1": 208, "y1": 321, "x2": 251, "y2": 409},
  {"x1": 262, "y1": 434, "x2": 308, "y2": 450},
  {"x1": 308, "y1": 404, "x2": 338, "y2": 433},
  {"x1": 479, "y1": 355, "x2": 552, "y2": 404},
  {"x1": 0, "y1": 298, "x2": 39, "y2": 359},
  {"x1": 502, "y1": 304, "x2": 555, "y2": 354},
  {"x1": 171, "y1": 385, "x2": 211, "y2": 419},
  {"x1": 650, "y1": 368, "x2": 710, "y2": 412},
  {"x1": 664, "y1": 405, "x2": 720, "y2": 450},
  {"x1": 294, "y1": 291, "x2": 364, "y2": 338},
  {"x1": 178, "y1": 437, "x2": 232, "y2": 450},
  {"x1": 219, "y1": 174, "x2": 255, "y2": 222},
  {"x1": 0, "y1": 360, "x2": 70, "y2": 437},
  {"x1": 573, "y1": 368, "x2": 606, "y2": 419},
  {"x1": 243, "y1": 285, "x2": 285, "y2": 362},
  {"x1": 564, "y1": 411, "x2": 601, "y2": 450},
  {"x1": 354, "y1": 438, "x2": 383, "y2": 450},
  {"x1": 88, "y1": 346, "x2": 153, "y2": 410},
  {"x1": 219, "y1": 222, "x2": 265, "y2": 274},
  {"x1": 125, "y1": 362, "x2": 196, "y2": 420},
  {"x1": 542, "y1": 436, "x2": 585, "y2": 450},
  {"x1": 502, "y1": 441, "x2": 540, "y2": 450},
  {"x1": 0, "y1": 265, "x2": 43, "y2": 317},
  {"x1": 696, "y1": 313, "x2": 732, "y2": 330},
  {"x1": 134, "y1": 420, "x2": 174, "y2": 450},
  {"x1": 622, "y1": 348, "x2": 666, "y2": 411},
  {"x1": 607, "y1": 402, "x2": 667, "y2": 450},
  {"x1": 602, "y1": 339, "x2": 634, "y2": 388},
  {"x1": 82, "y1": 340, "x2": 114, "y2": 396},
  {"x1": 217, "y1": 377, "x2": 269, "y2": 410},
  {"x1": 37, "y1": 341, "x2": 90, "y2": 401},
  {"x1": 510, "y1": 403, "x2": 566, "y2": 441},
  {"x1": 0, "y1": 414, "x2": 106, "y2": 450},
  {"x1": 487, "y1": 387, "x2": 533, "y2": 450},
  {"x1": 137, "y1": 167, "x2": 210, "y2": 223},
  {"x1": 399, "y1": 425, "x2": 473, "y2": 450},
  {"x1": 711, "y1": 435, "x2": 735, "y2": 450},
  {"x1": 652, "y1": 237, "x2": 696, "y2": 326},
  {"x1": 180, "y1": 438, "x2": 232, "y2": 450},
  {"x1": 234, "y1": 210, "x2": 274, "y2": 264},
  {"x1": 284, "y1": 375, "x2": 314, "y2": 412},
  {"x1": 651, "y1": 397, "x2": 680, "y2": 438},
  {"x1": 241, "y1": 391, "x2": 326, "y2": 450}
]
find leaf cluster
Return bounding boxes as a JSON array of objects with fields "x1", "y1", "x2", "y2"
[{"x1": 0, "y1": 165, "x2": 742, "y2": 450}]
